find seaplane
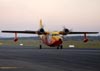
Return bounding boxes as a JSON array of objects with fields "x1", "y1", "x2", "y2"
[{"x1": 1, "y1": 19, "x2": 99, "y2": 49}]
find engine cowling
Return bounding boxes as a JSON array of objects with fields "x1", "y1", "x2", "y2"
[
  {"x1": 39, "y1": 28, "x2": 45, "y2": 32},
  {"x1": 83, "y1": 38, "x2": 88, "y2": 43},
  {"x1": 63, "y1": 28, "x2": 69, "y2": 33},
  {"x1": 14, "y1": 38, "x2": 18, "y2": 42},
  {"x1": 61, "y1": 28, "x2": 69, "y2": 35},
  {"x1": 37, "y1": 28, "x2": 45, "y2": 34}
]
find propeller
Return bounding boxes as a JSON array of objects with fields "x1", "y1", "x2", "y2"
[
  {"x1": 63, "y1": 26, "x2": 70, "y2": 33},
  {"x1": 38, "y1": 19, "x2": 45, "y2": 34},
  {"x1": 39, "y1": 28, "x2": 45, "y2": 33}
]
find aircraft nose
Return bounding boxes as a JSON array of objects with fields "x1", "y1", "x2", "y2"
[
  {"x1": 58, "y1": 38, "x2": 63, "y2": 43},
  {"x1": 53, "y1": 38, "x2": 62, "y2": 46}
]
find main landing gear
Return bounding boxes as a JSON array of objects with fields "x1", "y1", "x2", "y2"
[
  {"x1": 39, "y1": 40, "x2": 42, "y2": 49},
  {"x1": 39, "y1": 44, "x2": 63, "y2": 49},
  {"x1": 39, "y1": 44, "x2": 42, "y2": 49},
  {"x1": 57, "y1": 45, "x2": 63, "y2": 49}
]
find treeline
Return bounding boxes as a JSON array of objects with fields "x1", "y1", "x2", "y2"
[
  {"x1": 63, "y1": 36, "x2": 100, "y2": 41},
  {"x1": 0, "y1": 36, "x2": 100, "y2": 41}
]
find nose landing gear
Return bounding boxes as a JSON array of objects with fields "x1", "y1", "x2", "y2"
[{"x1": 57, "y1": 45, "x2": 63, "y2": 49}]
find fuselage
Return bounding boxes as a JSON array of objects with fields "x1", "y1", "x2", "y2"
[{"x1": 39, "y1": 33, "x2": 63, "y2": 47}]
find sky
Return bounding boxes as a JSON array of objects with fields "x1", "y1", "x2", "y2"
[{"x1": 0, "y1": 0, "x2": 100, "y2": 37}]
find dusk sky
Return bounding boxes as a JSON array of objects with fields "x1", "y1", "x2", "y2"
[{"x1": 0, "y1": 0, "x2": 100, "y2": 37}]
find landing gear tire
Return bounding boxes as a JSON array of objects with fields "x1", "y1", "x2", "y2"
[
  {"x1": 60, "y1": 45, "x2": 63, "y2": 49},
  {"x1": 57, "y1": 46, "x2": 59, "y2": 49},
  {"x1": 40, "y1": 45, "x2": 42, "y2": 49},
  {"x1": 57, "y1": 45, "x2": 63, "y2": 49}
]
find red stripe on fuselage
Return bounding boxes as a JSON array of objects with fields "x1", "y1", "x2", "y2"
[
  {"x1": 49, "y1": 39, "x2": 62, "y2": 47},
  {"x1": 40, "y1": 35, "x2": 63, "y2": 47}
]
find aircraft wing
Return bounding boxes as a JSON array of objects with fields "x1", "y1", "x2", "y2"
[
  {"x1": 1, "y1": 30, "x2": 49, "y2": 35},
  {"x1": 68, "y1": 32, "x2": 98, "y2": 34},
  {"x1": 2, "y1": 30, "x2": 99, "y2": 35},
  {"x1": 59, "y1": 31, "x2": 99, "y2": 35},
  {"x1": 2, "y1": 31, "x2": 37, "y2": 34}
]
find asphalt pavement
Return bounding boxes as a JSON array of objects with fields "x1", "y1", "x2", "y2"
[{"x1": 0, "y1": 46, "x2": 100, "y2": 71}]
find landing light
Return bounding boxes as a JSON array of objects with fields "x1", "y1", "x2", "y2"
[{"x1": 69, "y1": 45, "x2": 75, "y2": 48}]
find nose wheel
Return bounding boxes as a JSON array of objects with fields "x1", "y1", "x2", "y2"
[
  {"x1": 60, "y1": 45, "x2": 63, "y2": 49},
  {"x1": 57, "y1": 46, "x2": 59, "y2": 49},
  {"x1": 57, "y1": 45, "x2": 63, "y2": 49}
]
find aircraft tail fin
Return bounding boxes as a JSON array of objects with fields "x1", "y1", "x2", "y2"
[
  {"x1": 40, "y1": 19, "x2": 43, "y2": 28},
  {"x1": 39, "y1": 19, "x2": 45, "y2": 33}
]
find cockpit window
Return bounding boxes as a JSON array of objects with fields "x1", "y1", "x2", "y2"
[
  {"x1": 52, "y1": 34, "x2": 59, "y2": 36},
  {"x1": 51, "y1": 32, "x2": 59, "y2": 36}
]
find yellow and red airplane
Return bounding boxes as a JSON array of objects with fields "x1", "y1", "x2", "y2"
[{"x1": 2, "y1": 19, "x2": 99, "y2": 49}]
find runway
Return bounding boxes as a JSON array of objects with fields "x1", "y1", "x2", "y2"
[{"x1": 0, "y1": 46, "x2": 100, "y2": 71}]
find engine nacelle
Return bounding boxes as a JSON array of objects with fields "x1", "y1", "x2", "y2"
[
  {"x1": 61, "y1": 28, "x2": 69, "y2": 35},
  {"x1": 83, "y1": 38, "x2": 88, "y2": 43},
  {"x1": 14, "y1": 38, "x2": 18, "y2": 42},
  {"x1": 63, "y1": 28, "x2": 69, "y2": 33}
]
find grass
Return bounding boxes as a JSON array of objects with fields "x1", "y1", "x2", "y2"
[
  {"x1": 0, "y1": 39, "x2": 100, "y2": 48},
  {"x1": 63, "y1": 40, "x2": 100, "y2": 48}
]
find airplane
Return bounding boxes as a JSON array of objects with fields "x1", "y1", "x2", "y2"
[{"x1": 1, "y1": 19, "x2": 99, "y2": 49}]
